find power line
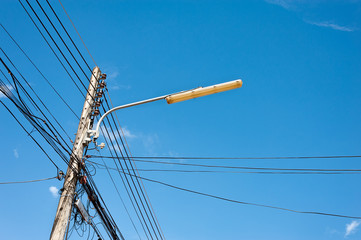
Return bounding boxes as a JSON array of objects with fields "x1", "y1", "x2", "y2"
[
  {"x1": 97, "y1": 97, "x2": 157, "y2": 240},
  {"x1": 90, "y1": 92, "x2": 165, "y2": 239},
  {"x1": 11, "y1": 2, "x2": 96, "y2": 172},
  {"x1": 0, "y1": 55, "x2": 71, "y2": 150},
  {"x1": 124, "y1": 172, "x2": 361, "y2": 220},
  {"x1": 83, "y1": 165, "x2": 126, "y2": 240},
  {"x1": 102, "y1": 93, "x2": 164, "y2": 240},
  {"x1": 0, "y1": 100, "x2": 60, "y2": 170},
  {"x1": 0, "y1": 61, "x2": 81, "y2": 172},
  {"x1": 96, "y1": 124, "x2": 150, "y2": 239},
  {"x1": 45, "y1": 0, "x2": 95, "y2": 75},
  {"x1": 34, "y1": 0, "x2": 91, "y2": 84},
  {"x1": 19, "y1": 2, "x2": 161, "y2": 236},
  {"x1": 57, "y1": 0, "x2": 97, "y2": 66},
  {"x1": 87, "y1": 156, "x2": 361, "y2": 172},
  {"x1": 22, "y1": 0, "x2": 101, "y2": 118},
  {"x1": 0, "y1": 23, "x2": 79, "y2": 120},
  {"x1": 12, "y1": 2, "x2": 129, "y2": 238},
  {"x1": 0, "y1": 176, "x2": 58, "y2": 185},
  {"x1": 104, "y1": 87, "x2": 166, "y2": 240},
  {"x1": 87, "y1": 161, "x2": 361, "y2": 175},
  {"x1": 1, "y1": 48, "x2": 73, "y2": 143},
  {"x1": 34, "y1": 0, "x2": 98, "y2": 96},
  {"x1": 19, "y1": 0, "x2": 86, "y2": 96},
  {"x1": 0, "y1": 68, "x2": 15, "y2": 89},
  {"x1": 98, "y1": 109, "x2": 155, "y2": 239},
  {"x1": 87, "y1": 147, "x2": 142, "y2": 240},
  {"x1": 100, "y1": 155, "x2": 361, "y2": 160}
]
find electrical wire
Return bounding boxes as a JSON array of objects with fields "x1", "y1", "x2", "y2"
[
  {"x1": 1, "y1": 48, "x2": 73, "y2": 143},
  {"x1": 6, "y1": 4, "x2": 125, "y2": 239},
  {"x1": 102, "y1": 94, "x2": 163, "y2": 240},
  {"x1": 45, "y1": 0, "x2": 95, "y2": 77},
  {"x1": 0, "y1": 100, "x2": 60, "y2": 169},
  {"x1": 87, "y1": 156, "x2": 361, "y2": 172},
  {"x1": 94, "y1": 155, "x2": 361, "y2": 160},
  {"x1": 99, "y1": 111, "x2": 154, "y2": 239},
  {"x1": 10, "y1": 0, "x2": 361, "y2": 235},
  {"x1": 88, "y1": 147, "x2": 142, "y2": 240},
  {"x1": 0, "y1": 68, "x2": 15, "y2": 89},
  {"x1": 0, "y1": 23, "x2": 79, "y2": 120},
  {"x1": 0, "y1": 60, "x2": 80, "y2": 172},
  {"x1": 21, "y1": 0, "x2": 101, "y2": 127},
  {"x1": 99, "y1": 121, "x2": 151, "y2": 240},
  {"x1": 0, "y1": 176, "x2": 57, "y2": 184},
  {"x1": 92, "y1": 94, "x2": 162, "y2": 239},
  {"x1": 57, "y1": 0, "x2": 97, "y2": 66},
  {"x1": 16, "y1": 2, "x2": 163, "y2": 237},
  {"x1": 123, "y1": 172, "x2": 361, "y2": 220},
  {"x1": 87, "y1": 161, "x2": 361, "y2": 175},
  {"x1": 18, "y1": 0, "x2": 85, "y2": 96},
  {"x1": 19, "y1": 0, "x2": 86, "y2": 97},
  {"x1": 83, "y1": 166, "x2": 125, "y2": 240},
  {"x1": 1, "y1": 48, "x2": 101, "y2": 175},
  {"x1": 35, "y1": 0, "x2": 98, "y2": 94},
  {"x1": 105, "y1": 87, "x2": 165, "y2": 240}
]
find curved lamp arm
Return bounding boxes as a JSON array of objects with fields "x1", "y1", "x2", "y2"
[
  {"x1": 91, "y1": 95, "x2": 168, "y2": 139},
  {"x1": 89, "y1": 79, "x2": 242, "y2": 140}
]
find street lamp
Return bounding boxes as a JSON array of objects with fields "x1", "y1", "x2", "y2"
[{"x1": 89, "y1": 79, "x2": 243, "y2": 140}]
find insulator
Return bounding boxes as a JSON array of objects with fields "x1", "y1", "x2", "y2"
[
  {"x1": 98, "y1": 82, "x2": 106, "y2": 89},
  {"x1": 95, "y1": 90, "x2": 103, "y2": 98},
  {"x1": 95, "y1": 101, "x2": 101, "y2": 107},
  {"x1": 92, "y1": 109, "x2": 100, "y2": 116},
  {"x1": 57, "y1": 171, "x2": 64, "y2": 180},
  {"x1": 100, "y1": 73, "x2": 107, "y2": 80}
]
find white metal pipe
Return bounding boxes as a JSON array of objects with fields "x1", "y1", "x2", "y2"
[{"x1": 93, "y1": 95, "x2": 168, "y2": 139}]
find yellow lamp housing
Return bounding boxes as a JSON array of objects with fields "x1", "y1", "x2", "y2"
[{"x1": 165, "y1": 79, "x2": 243, "y2": 104}]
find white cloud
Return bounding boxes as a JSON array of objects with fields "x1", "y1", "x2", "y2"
[
  {"x1": 107, "y1": 70, "x2": 119, "y2": 80},
  {"x1": 266, "y1": 0, "x2": 361, "y2": 10},
  {"x1": 307, "y1": 21, "x2": 356, "y2": 32},
  {"x1": 49, "y1": 186, "x2": 59, "y2": 198},
  {"x1": 99, "y1": 126, "x2": 136, "y2": 140},
  {"x1": 265, "y1": 0, "x2": 359, "y2": 32},
  {"x1": 142, "y1": 133, "x2": 160, "y2": 155},
  {"x1": 345, "y1": 220, "x2": 361, "y2": 237},
  {"x1": 265, "y1": 0, "x2": 293, "y2": 9},
  {"x1": 122, "y1": 127, "x2": 136, "y2": 139},
  {"x1": 325, "y1": 227, "x2": 341, "y2": 237},
  {"x1": 109, "y1": 84, "x2": 131, "y2": 91},
  {"x1": 13, "y1": 149, "x2": 19, "y2": 158},
  {"x1": 101, "y1": 66, "x2": 132, "y2": 91},
  {"x1": 97, "y1": 126, "x2": 137, "y2": 152}
]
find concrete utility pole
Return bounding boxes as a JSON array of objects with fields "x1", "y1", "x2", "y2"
[{"x1": 50, "y1": 67, "x2": 101, "y2": 240}]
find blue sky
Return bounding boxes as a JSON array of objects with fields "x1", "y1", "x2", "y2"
[{"x1": 1, "y1": 0, "x2": 361, "y2": 239}]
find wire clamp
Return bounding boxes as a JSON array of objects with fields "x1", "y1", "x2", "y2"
[
  {"x1": 79, "y1": 175, "x2": 87, "y2": 185},
  {"x1": 57, "y1": 170, "x2": 65, "y2": 181}
]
